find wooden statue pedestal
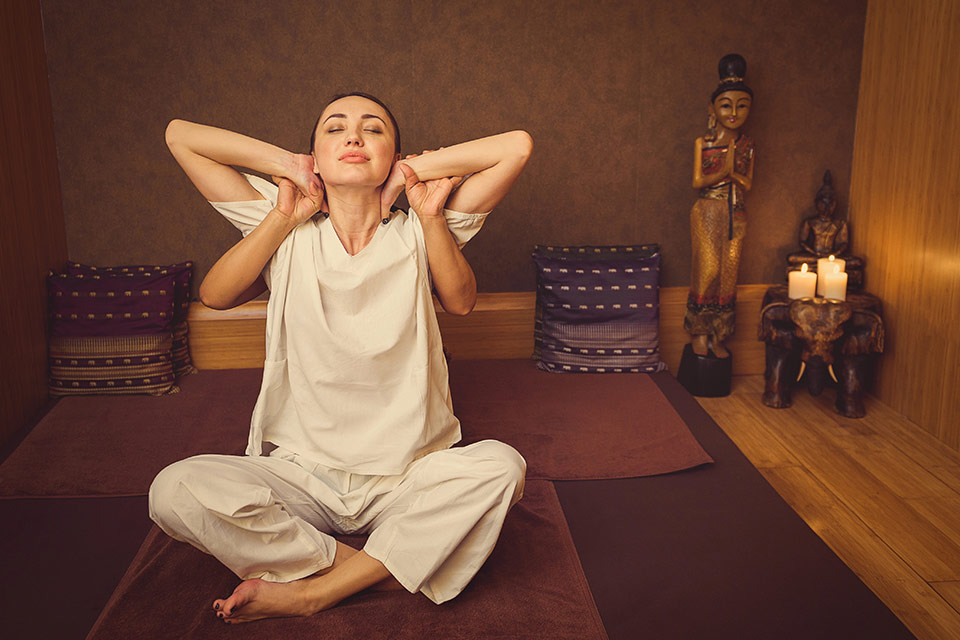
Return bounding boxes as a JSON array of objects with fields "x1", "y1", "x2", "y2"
[{"x1": 677, "y1": 343, "x2": 732, "y2": 397}]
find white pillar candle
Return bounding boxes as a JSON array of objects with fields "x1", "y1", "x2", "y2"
[
  {"x1": 816, "y1": 255, "x2": 846, "y2": 296},
  {"x1": 788, "y1": 263, "x2": 817, "y2": 299},
  {"x1": 822, "y1": 265, "x2": 848, "y2": 301}
]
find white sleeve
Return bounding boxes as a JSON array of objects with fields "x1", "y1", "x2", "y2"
[
  {"x1": 208, "y1": 174, "x2": 279, "y2": 237},
  {"x1": 441, "y1": 208, "x2": 489, "y2": 248}
]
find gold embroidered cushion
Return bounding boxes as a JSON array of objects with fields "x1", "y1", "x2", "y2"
[
  {"x1": 47, "y1": 270, "x2": 178, "y2": 396},
  {"x1": 65, "y1": 261, "x2": 195, "y2": 377}
]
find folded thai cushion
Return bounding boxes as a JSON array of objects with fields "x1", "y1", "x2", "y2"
[
  {"x1": 65, "y1": 261, "x2": 195, "y2": 376},
  {"x1": 533, "y1": 244, "x2": 666, "y2": 373},
  {"x1": 47, "y1": 270, "x2": 178, "y2": 396}
]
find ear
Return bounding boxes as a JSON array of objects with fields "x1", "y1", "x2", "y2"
[
  {"x1": 394, "y1": 152, "x2": 401, "y2": 163},
  {"x1": 312, "y1": 152, "x2": 319, "y2": 174}
]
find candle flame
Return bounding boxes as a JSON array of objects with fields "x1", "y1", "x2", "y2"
[
  {"x1": 801, "y1": 263, "x2": 808, "y2": 273},
  {"x1": 829, "y1": 255, "x2": 836, "y2": 261}
]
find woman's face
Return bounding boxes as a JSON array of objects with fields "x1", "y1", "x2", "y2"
[
  {"x1": 711, "y1": 90, "x2": 751, "y2": 130},
  {"x1": 312, "y1": 96, "x2": 399, "y2": 188}
]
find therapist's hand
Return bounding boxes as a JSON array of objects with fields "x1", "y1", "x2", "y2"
[
  {"x1": 272, "y1": 177, "x2": 322, "y2": 226},
  {"x1": 399, "y1": 163, "x2": 461, "y2": 220}
]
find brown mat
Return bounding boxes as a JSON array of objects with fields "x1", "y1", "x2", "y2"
[
  {"x1": 0, "y1": 369, "x2": 257, "y2": 498},
  {"x1": 553, "y1": 372, "x2": 915, "y2": 640},
  {"x1": 87, "y1": 480, "x2": 606, "y2": 640},
  {"x1": 0, "y1": 496, "x2": 152, "y2": 640},
  {"x1": 449, "y1": 358, "x2": 712, "y2": 480},
  {"x1": 1, "y1": 362, "x2": 710, "y2": 498}
]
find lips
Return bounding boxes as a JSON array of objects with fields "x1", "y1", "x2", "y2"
[{"x1": 339, "y1": 151, "x2": 369, "y2": 162}]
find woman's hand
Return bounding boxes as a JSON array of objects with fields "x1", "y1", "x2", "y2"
[
  {"x1": 399, "y1": 163, "x2": 461, "y2": 219},
  {"x1": 272, "y1": 176, "x2": 323, "y2": 226}
]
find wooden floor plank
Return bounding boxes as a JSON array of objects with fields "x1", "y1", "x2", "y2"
[
  {"x1": 717, "y1": 386, "x2": 960, "y2": 581},
  {"x1": 762, "y1": 466, "x2": 960, "y2": 640},
  {"x1": 730, "y1": 377, "x2": 960, "y2": 502},
  {"x1": 930, "y1": 581, "x2": 960, "y2": 616},
  {"x1": 695, "y1": 394, "x2": 800, "y2": 469},
  {"x1": 699, "y1": 375, "x2": 960, "y2": 636}
]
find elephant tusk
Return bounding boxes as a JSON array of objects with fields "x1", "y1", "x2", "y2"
[
  {"x1": 796, "y1": 361, "x2": 806, "y2": 382},
  {"x1": 828, "y1": 364, "x2": 839, "y2": 384}
]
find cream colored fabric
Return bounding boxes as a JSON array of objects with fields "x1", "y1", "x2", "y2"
[
  {"x1": 149, "y1": 440, "x2": 526, "y2": 604},
  {"x1": 210, "y1": 175, "x2": 488, "y2": 475}
]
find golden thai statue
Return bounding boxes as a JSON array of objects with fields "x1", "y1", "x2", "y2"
[
  {"x1": 685, "y1": 53, "x2": 755, "y2": 359},
  {"x1": 786, "y1": 170, "x2": 864, "y2": 289}
]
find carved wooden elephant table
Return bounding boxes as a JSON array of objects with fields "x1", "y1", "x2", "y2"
[{"x1": 758, "y1": 285, "x2": 884, "y2": 418}]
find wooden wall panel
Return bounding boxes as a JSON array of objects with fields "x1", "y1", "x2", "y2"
[
  {"x1": 187, "y1": 285, "x2": 768, "y2": 376},
  {"x1": 0, "y1": 1, "x2": 68, "y2": 445},
  {"x1": 849, "y1": 0, "x2": 960, "y2": 449}
]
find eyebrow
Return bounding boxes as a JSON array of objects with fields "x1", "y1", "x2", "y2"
[{"x1": 322, "y1": 113, "x2": 388, "y2": 125}]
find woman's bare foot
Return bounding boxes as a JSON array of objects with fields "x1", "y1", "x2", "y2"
[
  {"x1": 213, "y1": 577, "x2": 320, "y2": 624},
  {"x1": 211, "y1": 549, "x2": 404, "y2": 624}
]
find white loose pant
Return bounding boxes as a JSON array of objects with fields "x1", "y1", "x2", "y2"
[{"x1": 148, "y1": 440, "x2": 525, "y2": 604}]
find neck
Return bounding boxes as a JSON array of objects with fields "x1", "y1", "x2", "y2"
[{"x1": 325, "y1": 186, "x2": 384, "y2": 255}]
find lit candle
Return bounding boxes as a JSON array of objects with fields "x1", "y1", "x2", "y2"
[
  {"x1": 816, "y1": 255, "x2": 846, "y2": 296},
  {"x1": 822, "y1": 264, "x2": 848, "y2": 301},
  {"x1": 788, "y1": 263, "x2": 817, "y2": 299}
]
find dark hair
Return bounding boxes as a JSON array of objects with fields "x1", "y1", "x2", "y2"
[
  {"x1": 309, "y1": 91, "x2": 401, "y2": 155},
  {"x1": 711, "y1": 53, "x2": 753, "y2": 103}
]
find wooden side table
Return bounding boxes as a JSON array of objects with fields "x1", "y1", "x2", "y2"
[{"x1": 758, "y1": 285, "x2": 884, "y2": 417}]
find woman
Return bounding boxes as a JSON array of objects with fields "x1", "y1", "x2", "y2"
[
  {"x1": 150, "y1": 92, "x2": 533, "y2": 623},
  {"x1": 685, "y1": 54, "x2": 755, "y2": 358}
]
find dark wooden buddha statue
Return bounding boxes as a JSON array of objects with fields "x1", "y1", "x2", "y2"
[{"x1": 786, "y1": 171, "x2": 864, "y2": 289}]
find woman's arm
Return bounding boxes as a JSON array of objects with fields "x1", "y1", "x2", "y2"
[
  {"x1": 165, "y1": 119, "x2": 322, "y2": 203},
  {"x1": 398, "y1": 165, "x2": 476, "y2": 315},
  {"x1": 383, "y1": 130, "x2": 532, "y2": 214},
  {"x1": 199, "y1": 179, "x2": 321, "y2": 309}
]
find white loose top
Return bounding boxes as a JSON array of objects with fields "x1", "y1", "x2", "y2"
[{"x1": 211, "y1": 175, "x2": 487, "y2": 475}]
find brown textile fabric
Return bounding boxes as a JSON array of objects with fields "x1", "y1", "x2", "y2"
[
  {"x1": 0, "y1": 369, "x2": 255, "y2": 498},
  {"x1": 450, "y1": 359, "x2": 712, "y2": 480},
  {"x1": 0, "y1": 362, "x2": 710, "y2": 497},
  {"x1": 87, "y1": 480, "x2": 606, "y2": 640},
  {"x1": 0, "y1": 496, "x2": 152, "y2": 640},
  {"x1": 553, "y1": 372, "x2": 914, "y2": 640}
]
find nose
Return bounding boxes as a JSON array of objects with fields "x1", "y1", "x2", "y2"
[{"x1": 345, "y1": 127, "x2": 364, "y2": 146}]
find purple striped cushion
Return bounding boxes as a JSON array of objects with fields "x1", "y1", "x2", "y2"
[
  {"x1": 47, "y1": 271, "x2": 178, "y2": 396},
  {"x1": 533, "y1": 245, "x2": 666, "y2": 373},
  {"x1": 65, "y1": 261, "x2": 195, "y2": 376}
]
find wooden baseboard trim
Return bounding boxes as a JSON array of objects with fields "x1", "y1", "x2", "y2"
[{"x1": 187, "y1": 285, "x2": 770, "y2": 375}]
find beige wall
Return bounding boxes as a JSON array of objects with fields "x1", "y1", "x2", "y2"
[
  {"x1": 41, "y1": 0, "x2": 867, "y2": 293},
  {"x1": 0, "y1": 1, "x2": 68, "y2": 445},
  {"x1": 849, "y1": 0, "x2": 960, "y2": 449}
]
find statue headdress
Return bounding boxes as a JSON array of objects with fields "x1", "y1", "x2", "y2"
[
  {"x1": 711, "y1": 53, "x2": 753, "y2": 102},
  {"x1": 815, "y1": 170, "x2": 836, "y2": 206}
]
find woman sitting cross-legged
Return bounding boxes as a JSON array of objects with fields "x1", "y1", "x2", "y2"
[{"x1": 149, "y1": 92, "x2": 533, "y2": 624}]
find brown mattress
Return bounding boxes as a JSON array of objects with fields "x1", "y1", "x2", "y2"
[
  {"x1": 0, "y1": 364, "x2": 915, "y2": 639},
  {"x1": 0, "y1": 361, "x2": 710, "y2": 498},
  {"x1": 88, "y1": 481, "x2": 606, "y2": 640}
]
